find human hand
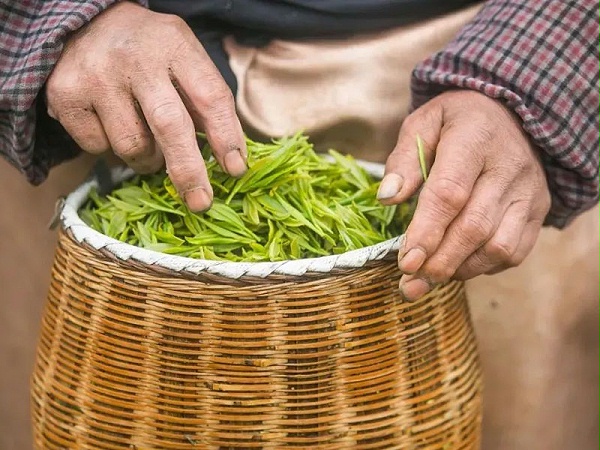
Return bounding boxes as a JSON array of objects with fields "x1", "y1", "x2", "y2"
[
  {"x1": 46, "y1": 1, "x2": 246, "y2": 211},
  {"x1": 378, "y1": 90, "x2": 551, "y2": 301}
]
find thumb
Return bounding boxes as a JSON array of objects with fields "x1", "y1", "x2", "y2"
[{"x1": 378, "y1": 104, "x2": 442, "y2": 205}]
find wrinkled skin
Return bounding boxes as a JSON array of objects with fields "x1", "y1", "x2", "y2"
[
  {"x1": 46, "y1": 3, "x2": 551, "y2": 288},
  {"x1": 46, "y1": 1, "x2": 247, "y2": 212},
  {"x1": 378, "y1": 90, "x2": 551, "y2": 299}
]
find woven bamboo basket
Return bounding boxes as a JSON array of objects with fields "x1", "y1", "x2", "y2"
[{"x1": 31, "y1": 163, "x2": 482, "y2": 450}]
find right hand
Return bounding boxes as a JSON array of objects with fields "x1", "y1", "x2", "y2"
[{"x1": 46, "y1": 1, "x2": 246, "y2": 211}]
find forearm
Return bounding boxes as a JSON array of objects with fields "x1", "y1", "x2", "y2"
[
  {"x1": 410, "y1": 0, "x2": 599, "y2": 228},
  {"x1": 0, "y1": 0, "x2": 147, "y2": 184}
]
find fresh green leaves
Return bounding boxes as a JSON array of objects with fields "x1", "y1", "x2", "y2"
[
  {"x1": 81, "y1": 133, "x2": 416, "y2": 262},
  {"x1": 416, "y1": 134, "x2": 429, "y2": 182}
]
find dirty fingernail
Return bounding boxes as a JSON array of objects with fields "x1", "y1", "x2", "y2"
[
  {"x1": 224, "y1": 150, "x2": 247, "y2": 177},
  {"x1": 399, "y1": 278, "x2": 431, "y2": 302},
  {"x1": 183, "y1": 187, "x2": 212, "y2": 212},
  {"x1": 377, "y1": 173, "x2": 404, "y2": 200},
  {"x1": 398, "y1": 247, "x2": 427, "y2": 274},
  {"x1": 238, "y1": 142, "x2": 248, "y2": 161}
]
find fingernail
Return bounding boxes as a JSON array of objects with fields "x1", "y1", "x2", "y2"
[
  {"x1": 398, "y1": 247, "x2": 427, "y2": 274},
  {"x1": 183, "y1": 187, "x2": 212, "y2": 212},
  {"x1": 399, "y1": 278, "x2": 431, "y2": 302},
  {"x1": 377, "y1": 173, "x2": 404, "y2": 200},
  {"x1": 239, "y1": 143, "x2": 248, "y2": 162},
  {"x1": 224, "y1": 150, "x2": 247, "y2": 177}
]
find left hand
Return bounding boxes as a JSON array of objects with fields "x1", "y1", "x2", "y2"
[{"x1": 378, "y1": 90, "x2": 551, "y2": 301}]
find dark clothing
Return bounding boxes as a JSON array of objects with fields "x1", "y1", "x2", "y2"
[{"x1": 149, "y1": 0, "x2": 478, "y2": 91}]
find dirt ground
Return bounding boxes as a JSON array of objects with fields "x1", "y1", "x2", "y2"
[{"x1": 1, "y1": 155, "x2": 598, "y2": 450}]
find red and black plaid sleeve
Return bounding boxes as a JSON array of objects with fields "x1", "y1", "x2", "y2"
[
  {"x1": 411, "y1": 0, "x2": 599, "y2": 228},
  {"x1": 0, "y1": 0, "x2": 146, "y2": 185}
]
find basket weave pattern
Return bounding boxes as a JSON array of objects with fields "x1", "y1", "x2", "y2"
[{"x1": 31, "y1": 229, "x2": 482, "y2": 449}]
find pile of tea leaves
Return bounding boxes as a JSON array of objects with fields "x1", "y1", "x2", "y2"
[{"x1": 80, "y1": 132, "x2": 415, "y2": 262}]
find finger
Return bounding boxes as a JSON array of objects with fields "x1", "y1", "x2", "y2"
[
  {"x1": 134, "y1": 75, "x2": 212, "y2": 211},
  {"x1": 55, "y1": 107, "x2": 111, "y2": 155},
  {"x1": 414, "y1": 177, "x2": 507, "y2": 283},
  {"x1": 397, "y1": 126, "x2": 487, "y2": 275},
  {"x1": 170, "y1": 40, "x2": 247, "y2": 177},
  {"x1": 378, "y1": 107, "x2": 442, "y2": 205},
  {"x1": 398, "y1": 273, "x2": 437, "y2": 302},
  {"x1": 491, "y1": 219, "x2": 542, "y2": 273},
  {"x1": 94, "y1": 92, "x2": 163, "y2": 174},
  {"x1": 469, "y1": 218, "x2": 542, "y2": 278},
  {"x1": 451, "y1": 199, "x2": 529, "y2": 280}
]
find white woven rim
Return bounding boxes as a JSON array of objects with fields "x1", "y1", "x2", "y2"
[{"x1": 61, "y1": 161, "x2": 404, "y2": 279}]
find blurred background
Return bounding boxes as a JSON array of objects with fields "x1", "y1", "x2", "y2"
[
  {"x1": 1, "y1": 154, "x2": 598, "y2": 450},
  {"x1": 1, "y1": 155, "x2": 100, "y2": 450}
]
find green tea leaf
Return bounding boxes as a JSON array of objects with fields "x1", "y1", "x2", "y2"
[
  {"x1": 417, "y1": 134, "x2": 429, "y2": 182},
  {"x1": 80, "y1": 132, "x2": 418, "y2": 261},
  {"x1": 139, "y1": 198, "x2": 186, "y2": 216}
]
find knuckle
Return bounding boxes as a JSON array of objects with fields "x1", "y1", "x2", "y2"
[
  {"x1": 425, "y1": 176, "x2": 470, "y2": 213},
  {"x1": 53, "y1": 104, "x2": 86, "y2": 128},
  {"x1": 134, "y1": 152, "x2": 165, "y2": 174},
  {"x1": 485, "y1": 238, "x2": 517, "y2": 263},
  {"x1": 46, "y1": 106, "x2": 58, "y2": 119},
  {"x1": 46, "y1": 77, "x2": 79, "y2": 111},
  {"x1": 71, "y1": 130, "x2": 111, "y2": 155},
  {"x1": 508, "y1": 252, "x2": 526, "y2": 268},
  {"x1": 400, "y1": 107, "x2": 437, "y2": 138},
  {"x1": 76, "y1": 131, "x2": 111, "y2": 155},
  {"x1": 151, "y1": 15, "x2": 196, "y2": 62},
  {"x1": 46, "y1": 68, "x2": 69, "y2": 94},
  {"x1": 455, "y1": 124, "x2": 494, "y2": 161},
  {"x1": 113, "y1": 132, "x2": 152, "y2": 160},
  {"x1": 454, "y1": 266, "x2": 478, "y2": 281},
  {"x1": 400, "y1": 112, "x2": 419, "y2": 132},
  {"x1": 472, "y1": 122, "x2": 495, "y2": 145},
  {"x1": 457, "y1": 255, "x2": 487, "y2": 280},
  {"x1": 45, "y1": 77, "x2": 62, "y2": 102},
  {"x1": 107, "y1": 36, "x2": 141, "y2": 62},
  {"x1": 542, "y1": 196, "x2": 551, "y2": 215},
  {"x1": 512, "y1": 153, "x2": 532, "y2": 173},
  {"x1": 460, "y1": 209, "x2": 495, "y2": 244},
  {"x1": 538, "y1": 185, "x2": 552, "y2": 213},
  {"x1": 148, "y1": 101, "x2": 190, "y2": 135},
  {"x1": 58, "y1": 107, "x2": 84, "y2": 124},
  {"x1": 453, "y1": 270, "x2": 474, "y2": 281},
  {"x1": 106, "y1": 31, "x2": 135, "y2": 51},
  {"x1": 83, "y1": 141, "x2": 110, "y2": 155},
  {"x1": 195, "y1": 84, "x2": 235, "y2": 113},
  {"x1": 161, "y1": 13, "x2": 189, "y2": 32}
]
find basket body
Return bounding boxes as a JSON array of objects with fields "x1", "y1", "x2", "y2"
[{"x1": 31, "y1": 228, "x2": 482, "y2": 449}]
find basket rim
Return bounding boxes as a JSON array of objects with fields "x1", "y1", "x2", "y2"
[{"x1": 60, "y1": 161, "x2": 404, "y2": 279}]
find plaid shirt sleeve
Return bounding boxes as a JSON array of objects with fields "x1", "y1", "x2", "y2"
[
  {"x1": 0, "y1": 0, "x2": 146, "y2": 185},
  {"x1": 411, "y1": 0, "x2": 599, "y2": 228}
]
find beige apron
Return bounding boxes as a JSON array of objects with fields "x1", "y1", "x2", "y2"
[
  {"x1": 225, "y1": 3, "x2": 483, "y2": 164},
  {"x1": 0, "y1": 4, "x2": 597, "y2": 449},
  {"x1": 224, "y1": 4, "x2": 599, "y2": 450}
]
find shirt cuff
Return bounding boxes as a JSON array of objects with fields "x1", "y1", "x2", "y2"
[
  {"x1": 409, "y1": 0, "x2": 599, "y2": 228},
  {"x1": 0, "y1": 0, "x2": 148, "y2": 185}
]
